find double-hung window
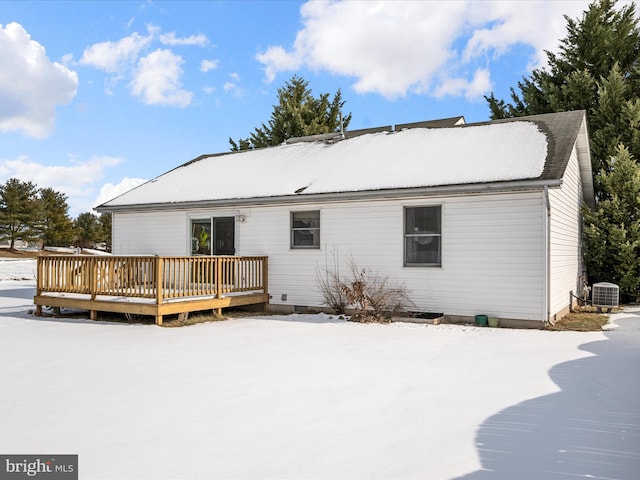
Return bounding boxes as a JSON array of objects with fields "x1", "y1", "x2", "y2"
[
  {"x1": 291, "y1": 211, "x2": 320, "y2": 249},
  {"x1": 404, "y1": 206, "x2": 441, "y2": 266}
]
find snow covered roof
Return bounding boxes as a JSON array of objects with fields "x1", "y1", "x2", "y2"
[{"x1": 98, "y1": 110, "x2": 592, "y2": 211}]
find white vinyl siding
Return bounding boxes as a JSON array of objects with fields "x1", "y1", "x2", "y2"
[
  {"x1": 277, "y1": 193, "x2": 544, "y2": 319},
  {"x1": 548, "y1": 145, "x2": 584, "y2": 319},
  {"x1": 112, "y1": 191, "x2": 546, "y2": 321},
  {"x1": 112, "y1": 210, "x2": 189, "y2": 255}
]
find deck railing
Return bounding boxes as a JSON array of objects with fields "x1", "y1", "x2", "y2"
[{"x1": 36, "y1": 255, "x2": 269, "y2": 302}]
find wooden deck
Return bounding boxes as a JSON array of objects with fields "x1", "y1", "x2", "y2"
[{"x1": 34, "y1": 255, "x2": 269, "y2": 325}]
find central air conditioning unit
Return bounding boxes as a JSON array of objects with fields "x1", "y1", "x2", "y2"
[{"x1": 591, "y1": 282, "x2": 619, "y2": 312}]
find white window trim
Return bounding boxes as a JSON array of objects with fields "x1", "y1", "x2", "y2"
[
  {"x1": 290, "y1": 210, "x2": 321, "y2": 249},
  {"x1": 403, "y1": 205, "x2": 442, "y2": 267}
]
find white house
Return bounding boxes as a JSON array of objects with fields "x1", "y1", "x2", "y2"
[{"x1": 97, "y1": 110, "x2": 594, "y2": 327}]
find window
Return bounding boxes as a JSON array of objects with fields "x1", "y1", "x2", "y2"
[
  {"x1": 404, "y1": 206, "x2": 441, "y2": 266},
  {"x1": 191, "y1": 219, "x2": 211, "y2": 255},
  {"x1": 191, "y1": 217, "x2": 235, "y2": 255},
  {"x1": 291, "y1": 211, "x2": 320, "y2": 248}
]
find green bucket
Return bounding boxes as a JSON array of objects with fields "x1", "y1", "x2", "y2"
[{"x1": 474, "y1": 314, "x2": 488, "y2": 327}]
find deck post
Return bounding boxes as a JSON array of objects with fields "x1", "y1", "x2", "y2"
[
  {"x1": 215, "y1": 257, "x2": 223, "y2": 316},
  {"x1": 155, "y1": 256, "x2": 164, "y2": 326},
  {"x1": 215, "y1": 257, "x2": 222, "y2": 299},
  {"x1": 262, "y1": 257, "x2": 269, "y2": 306},
  {"x1": 88, "y1": 257, "x2": 98, "y2": 301},
  {"x1": 35, "y1": 256, "x2": 43, "y2": 316}
]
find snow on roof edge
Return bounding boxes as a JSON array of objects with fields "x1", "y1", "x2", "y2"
[{"x1": 96, "y1": 113, "x2": 590, "y2": 211}]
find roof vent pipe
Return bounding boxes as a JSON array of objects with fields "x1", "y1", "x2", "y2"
[
  {"x1": 285, "y1": 111, "x2": 345, "y2": 144},
  {"x1": 285, "y1": 132, "x2": 343, "y2": 144}
]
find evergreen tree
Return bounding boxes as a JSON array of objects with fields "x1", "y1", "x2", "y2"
[
  {"x1": 589, "y1": 64, "x2": 640, "y2": 184},
  {"x1": 0, "y1": 178, "x2": 41, "y2": 250},
  {"x1": 583, "y1": 146, "x2": 640, "y2": 301},
  {"x1": 74, "y1": 212, "x2": 101, "y2": 248},
  {"x1": 229, "y1": 75, "x2": 352, "y2": 151},
  {"x1": 39, "y1": 187, "x2": 75, "y2": 248},
  {"x1": 98, "y1": 213, "x2": 112, "y2": 251},
  {"x1": 484, "y1": 0, "x2": 640, "y2": 300},
  {"x1": 485, "y1": 0, "x2": 640, "y2": 194}
]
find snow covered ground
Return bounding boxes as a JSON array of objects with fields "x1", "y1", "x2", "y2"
[{"x1": 1, "y1": 258, "x2": 638, "y2": 479}]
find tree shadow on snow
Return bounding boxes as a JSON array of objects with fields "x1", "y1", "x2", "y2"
[
  {"x1": 0, "y1": 286, "x2": 35, "y2": 300},
  {"x1": 0, "y1": 286, "x2": 141, "y2": 326},
  {"x1": 0, "y1": 286, "x2": 37, "y2": 318},
  {"x1": 455, "y1": 311, "x2": 640, "y2": 480}
]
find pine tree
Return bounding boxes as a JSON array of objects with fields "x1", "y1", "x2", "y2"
[
  {"x1": 39, "y1": 187, "x2": 75, "y2": 248},
  {"x1": 589, "y1": 65, "x2": 640, "y2": 184},
  {"x1": 484, "y1": 0, "x2": 640, "y2": 300},
  {"x1": 98, "y1": 213, "x2": 112, "y2": 251},
  {"x1": 485, "y1": 0, "x2": 640, "y2": 193},
  {"x1": 229, "y1": 75, "x2": 352, "y2": 150},
  {"x1": 74, "y1": 212, "x2": 101, "y2": 249},
  {"x1": 0, "y1": 178, "x2": 41, "y2": 250},
  {"x1": 583, "y1": 146, "x2": 640, "y2": 301}
]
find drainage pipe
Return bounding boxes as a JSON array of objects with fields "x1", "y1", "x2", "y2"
[{"x1": 544, "y1": 186, "x2": 552, "y2": 324}]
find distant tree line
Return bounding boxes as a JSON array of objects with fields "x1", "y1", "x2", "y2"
[{"x1": 0, "y1": 178, "x2": 111, "y2": 251}]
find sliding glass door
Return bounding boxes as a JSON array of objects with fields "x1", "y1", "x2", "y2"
[{"x1": 191, "y1": 217, "x2": 235, "y2": 255}]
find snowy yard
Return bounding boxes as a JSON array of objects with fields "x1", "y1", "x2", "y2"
[{"x1": 1, "y1": 258, "x2": 639, "y2": 479}]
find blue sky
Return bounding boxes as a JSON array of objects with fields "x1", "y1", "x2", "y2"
[{"x1": 0, "y1": 0, "x2": 604, "y2": 217}]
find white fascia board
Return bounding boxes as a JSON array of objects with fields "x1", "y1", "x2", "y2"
[{"x1": 96, "y1": 178, "x2": 563, "y2": 214}]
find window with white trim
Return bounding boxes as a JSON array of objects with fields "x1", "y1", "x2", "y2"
[
  {"x1": 291, "y1": 210, "x2": 320, "y2": 248},
  {"x1": 404, "y1": 206, "x2": 441, "y2": 266}
]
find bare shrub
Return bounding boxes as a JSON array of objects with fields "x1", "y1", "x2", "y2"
[
  {"x1": 317, "y1": 256, "x2": 413, "y2": 321},
  {"x1": 316, "y1": 255, "x2": 349, "y2": 314},
  {"x1": 319, "y1": 258, "x2": 409, "y2": 322}
]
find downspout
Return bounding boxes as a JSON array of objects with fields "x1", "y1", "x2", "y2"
[{"x1": 544, "y1": 186, "x2": 551, "y2": 325}]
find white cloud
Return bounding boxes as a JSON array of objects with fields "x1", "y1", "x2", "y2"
[
  {"x1": 0, "y1": 155, "x2": 123, "y2": 194},
  {"x1": 201, "y1": 59, "x2": 219, "y2": 72},
  {"x1": 0, "y1": 22, "x2": 78, "y2": 138},
  {"x1": 94, "y1": 177, "x2": 147, "y2": 208},
  {"x1": 223, "y1": 81, "x2": 245, "y2": 98},
  {"x1": 0, "y1": 154, "x2": 125, "y2": 216},
  {"x1": 61, "y1": 53, "x2": 74, "y2": 66},
  {"x1": 160, "y1": 32, "x2": 209, "y2": 46},
  {"x1": 257, "y1": 45, "x2": 301, "y2": 83},
  {"x1": 130, "y1": 49, "x2": 192, "y2": 107},
  {"x1": 202, "y1": 86, "x2": 215, "y2": 94},
  {"x1": 460, "y1": 1, "x2": 582, "y2": 71},
  {"x1": 80, "y1": 30, "x2": 152, "y2": 73},
  {"x1": 256, "y1": 0, "x2": 591, "y2": 99},
  {"x1": 433, "y1": 68, "x2": 492, "y2": 99},
  {"x1": 80, "y1": 25, "x2": 204, "y2": 106},
  {"x1": 219, "y1": 73, "x2": 244, "y2": 97}
]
